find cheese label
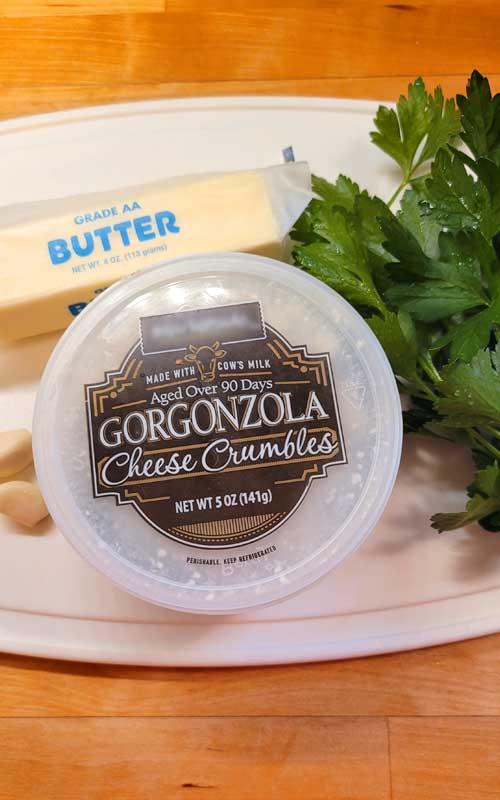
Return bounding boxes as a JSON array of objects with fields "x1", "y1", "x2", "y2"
[{"x1": 85, "y1": 301, "x2": 347, "y2": 548}]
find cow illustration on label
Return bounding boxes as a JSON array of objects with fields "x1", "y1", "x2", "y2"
[
  {"x1": 86, "y1": 301, "x2": 347, "y2": 548},
  {"x1": 184, "y1": 342, "x2": 227, "y2": 382}
]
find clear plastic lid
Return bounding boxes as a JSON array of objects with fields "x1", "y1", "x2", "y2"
[{"x1": 33, "y1": 253, "x2": 402, "y2": 613}]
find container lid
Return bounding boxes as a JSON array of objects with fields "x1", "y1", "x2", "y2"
[{"x1": 33, "y1": 252, "x2": 402, "y2": 613}]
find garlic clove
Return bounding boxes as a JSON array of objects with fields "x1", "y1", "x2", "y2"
[
  {"x1": 0, "y1": 481, "x2": 49, "y2": 528},
  {"x1": 0, "y1": 428, "x2": 33, "y2": 478}
]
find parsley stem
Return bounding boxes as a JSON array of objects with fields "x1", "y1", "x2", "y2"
[
  {"x1": 418, "y1": 355, "x2": 442, "y2": 386},
  {"x1": 470, "y1": 430, "x2": 500, "y2": 460},
  {"x1": 397, "y1": 378, "x2": 435, "y2": 402},
  {"x1": 403, "y1": 387, "x2": 429, "y2": 401},
  {"x1": 388, "y1": 174, "x2": 410, "y2": 208},
  {"x1": 414, "y1": 378, "x2": 438, "y2": 403}
]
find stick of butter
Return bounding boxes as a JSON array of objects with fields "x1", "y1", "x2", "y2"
[{"x1": 0, "y1": 162, "x2": 311, "y2": 341}]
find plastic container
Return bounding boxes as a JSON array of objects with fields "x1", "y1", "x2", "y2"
[{"x1": 33, "y1": 252, "x2": 402, "y2": 614}]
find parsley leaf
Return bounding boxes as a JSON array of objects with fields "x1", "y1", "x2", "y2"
[
  {"x1": 312, "y1": 174, "x2": 360, "y2": 211},
  {"x1": 420, "y1": 86, "x2": 462, "y2": 163},
  {"x1": 448, "y1": 150, "x2": 500, "y2": 242},
  {"x1": 385, "y1": 282, "x2": 485, "y2": 323},
  {"x1": 293, "y1": 71, "x2": 500, "y2": 535},
  {"x1": 293, "y1": 182, "x2": 396, "y2": 316},
  {"x1": 368, "y1": 310, "x2": 419, "y2": 384},
  {"x1": 291, "y1": 196, "x2": 332, "y2": 246},
  {"x1": 437, "y1": 346, "x2": 500, "y2": 424},
  {"x1": 398, "y1": 188, "x2": 441, "y2": 258},
  {"x1": 470, "y1": 158, "x2": 500, "y2": 236},
  {"x1": 296, "y1": 241, "x2": 384, "y2": 315},
  {"x1": 380, "y1": 218, "x2": 487, "y2": 322},
  {"x1": 421, "y1": 149, "x2": 491, "y2": 235},
  {"x1": 432, "y1": 462, "x2": 500, "y2": 532},
  {"x1": 430, "y1": 294, "x2": 500, "y2": 362},
  {"x1": 437, "y1": 230, "x2": 486, "y2": 294},
  {"x1": 352, "y1": 194, "x2": 396, "y2": 292},
  {"x1": 293, "y1": 208, "x2": 386, "y2": 316},
  {"x1": 457, "y1": 70, "x2": 500, "y2": 165},
  {"x1": 371, "y1": 78, "x2": 460, "y2": 178}
]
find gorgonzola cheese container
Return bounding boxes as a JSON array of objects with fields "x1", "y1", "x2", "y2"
[{"x1": 33, "y1": 252, "x2": 402, "y2": 613}]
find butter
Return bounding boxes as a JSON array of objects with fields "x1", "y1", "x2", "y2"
[{"x1": 0, "y1": 163, "x2": 311, "y2": 341}]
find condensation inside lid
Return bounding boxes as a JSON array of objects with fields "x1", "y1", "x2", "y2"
[{"x1": 34, "y1": 252, "x2": 402, "y2": 613}]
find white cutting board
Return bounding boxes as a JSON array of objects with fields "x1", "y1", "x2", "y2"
[{"x1": 1, "y1": 96, "x2": 499, "y2": 666}]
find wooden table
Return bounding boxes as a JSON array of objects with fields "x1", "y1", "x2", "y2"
[{"x1": 2, "y1": 2, "x2": 500, "y2": 798}]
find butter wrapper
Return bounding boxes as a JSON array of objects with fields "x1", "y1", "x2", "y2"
[{"x1": 0, "y1": 162, "x2": 311, "y2": 341}]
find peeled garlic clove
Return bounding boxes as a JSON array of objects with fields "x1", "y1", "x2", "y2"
[
  {"x1": 0, "y1": 429, "x2": 33, "y2": 478},
  {"x1": 0, "y1": 481, "x2": 49, "y2": 528}
]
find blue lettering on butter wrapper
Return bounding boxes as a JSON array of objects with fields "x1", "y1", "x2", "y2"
[
  {"x1": 68, "y1": 302, "x2": 88, "y2": 316},
  {"x1": 49, "y1": 209, "x2": 180, "y2": 266}
]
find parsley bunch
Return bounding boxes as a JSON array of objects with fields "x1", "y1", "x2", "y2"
[{"x1": 293, "y1": 71, "x2": 500, "y2": 532}]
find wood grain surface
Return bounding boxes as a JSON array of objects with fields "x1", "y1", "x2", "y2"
[
  {"x1": 2, "y1": 2, "x2": 500, "y2": 799},
  {"x1": 0, "y1": 1, "x2": 498, "y2": 118},
  {"x1": 390, "y1": 718, "x2": 500, "y2": 800},
  {"x1": 0, "y1": 718, "x2": 391, "y2": 800},
  {"x1": 1, "y1": 635, "x2": 499, "y2": 718},
  {"x1": 3, "y1": 0, "x2": 164, "y2": 17}
]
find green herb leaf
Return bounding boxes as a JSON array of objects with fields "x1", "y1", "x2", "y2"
[
  {"x1": 457, "y1": 71, "x2": 500, "y2": 165},
  {"x1": 470, "y1": 158, "x2": 500, "y2": 235},
  {"x1": 291, "y1": 197, "x2": 332, "y2": 246},
  {"x1": 432, "y1": 462, "x2": 500, "y2": 531},
  {"x1": 368, "y1": 310, "x2": 419, "y2": 384},
  {"x1": 437, "y1": 345, "x2": 500, "y2": 423},
  {"x1": 295, "y1": 242, "x2": 384, "y2": 314},
  {"x1": 385, "y1": 282, "x2": 485, "y2": 323},
  {"x1": 436, "y1": 230, "x2": 485, "y2": 294},
  {"x1": 450, "y1": 151, "x2": 500, "y2": 240},
  {"x1": 312, "y1": 174, "x2": 360, "y2": 211},
  {"x1": 419, "y1": 86, "x2": 462, "y2": 164},
  {"x1": 398, "y1": 188, "x2": 441, "y2": 258},
  {"x1": 354, "y1": 193, "x2": 394, "y2": 259},
  {"x1": 352, "y1": 193, "x2": 396, "y2": 293},
  {"x1": 431, "y1": 492, "x2": 500, "y2": 532},
  {"x1": 430, "y1": 294, "x2": 500, "y2": 362},
  {"x1": 295, "y1": 244, "x2": 381, "y2": 313},
  {"x1": 293, "y1": 206, "x2": 386, "y2": 316},
  {"x1": 471, "y1": 461, "x2": 500, "y2": 496},
  {"x1": 293, "y1": 71, "x2": 500, "y2": 536},
  {"x1": 371, "y1": 78, "x2": 460, "y2": 177},
  {"x1": 421, "y1": 149, "x2": 490, "y2": 235},
  {"x1": 380, "y1": 217, "x2": 487, "y2": 322},
  {"x1": 381, "y1": 219, "x2": 485, "y2": 293},
  {"x1": 380, "y1": 214, "x2": 436, "y2": 278}
]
